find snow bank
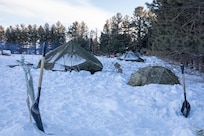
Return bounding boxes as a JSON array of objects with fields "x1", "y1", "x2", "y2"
[{"x1": 0, "y1": 54, "x2": 204, "y2": 136}]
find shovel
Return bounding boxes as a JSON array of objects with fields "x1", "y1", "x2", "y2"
[
  {"x1": 180, "y1": 64, "x2": 191, "y2": 117},
  {"x1": 31, "y1": 45, "x2": 46, "y2": 132}
]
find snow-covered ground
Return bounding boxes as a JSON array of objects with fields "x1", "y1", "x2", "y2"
[{"x1": 0, "y1": 54, "x2": 204, "y2": 136}]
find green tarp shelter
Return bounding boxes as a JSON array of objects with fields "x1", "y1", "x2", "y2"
[
  {"x1": 128, "y1": 66, "x2": 180, "y2": 86},
  {"x1": 38, "y1": 41, "x2": 103, "y2": 74}
]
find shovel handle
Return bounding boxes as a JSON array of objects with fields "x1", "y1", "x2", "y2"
[
  {"x1": 181, "y1": 64, "x2": 184, "y2": 74},
  {"x1": 38, "y1": 43, "x2": 46, "y2": 88},
  {"x1": 42, "y1": 43, "x2": 46, "y2": 57},
  {"x1": 181, "y1": 64, "x2": 187, "y2": 100}
]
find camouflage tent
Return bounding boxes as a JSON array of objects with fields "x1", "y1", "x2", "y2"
[
  {"x1": 38, "y1": 41, "x2": 103, "y2": 74},
  {"x1": 128, "y1": 66, "x2": 180, "y2": 86}
]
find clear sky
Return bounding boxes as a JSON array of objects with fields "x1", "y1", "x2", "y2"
[{"x1": 0, "y1": 0, "x2": 152, "y2": 31}]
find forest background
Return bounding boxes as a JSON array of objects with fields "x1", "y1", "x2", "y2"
[{"x1": 0, "y1": 0, "x2": 203, "y2": 72}]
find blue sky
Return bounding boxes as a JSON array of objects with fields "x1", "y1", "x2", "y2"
[{"x1": 0, "y1": 0, "x2": 152, "y2": 31}]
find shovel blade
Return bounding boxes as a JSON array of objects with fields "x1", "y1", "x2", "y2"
[
  {"x1": 31, "y1": 102, "x2": 44, "y2": 132},
  {"x1": 181, "y1": 100, "x2": 191, "y2": 117}
]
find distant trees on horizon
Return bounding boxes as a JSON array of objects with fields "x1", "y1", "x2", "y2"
[
  {"x1": 0, "y1": 0, "x2": 203, "y2": 72},
  {"x1": 0, "y1": 5, "x2": 156, "y2": 55}
]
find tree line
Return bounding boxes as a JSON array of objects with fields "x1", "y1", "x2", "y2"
[
  {"x1": 0, "y1": 0, "x2": 203, "y2": 72},
  {"x1": 0, "y1": 7, "x2": 155, "y2": 55},
  {"x1": 0, "y1": 21, "x2": 90, "y2": 54}
]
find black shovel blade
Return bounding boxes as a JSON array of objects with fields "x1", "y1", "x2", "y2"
[
  {"x1": 31, "y1": 101, "x2": 44, "y2": 132},
  {"x1": 181, "y1": 100, "x2": 191, "y2": 117}
]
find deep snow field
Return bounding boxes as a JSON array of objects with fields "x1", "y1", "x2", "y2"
[{"x1": 0, "y1": 54, "x2": 204, "y2": 136}]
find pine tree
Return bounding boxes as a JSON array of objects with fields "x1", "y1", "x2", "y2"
[{"x1": 148, "y1": 0, "x2": 204, "y2": 71}]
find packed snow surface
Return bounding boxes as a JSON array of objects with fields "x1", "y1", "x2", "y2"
[{"x1": 0, "y1": 54, "x2": 204, "y2": 136}]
